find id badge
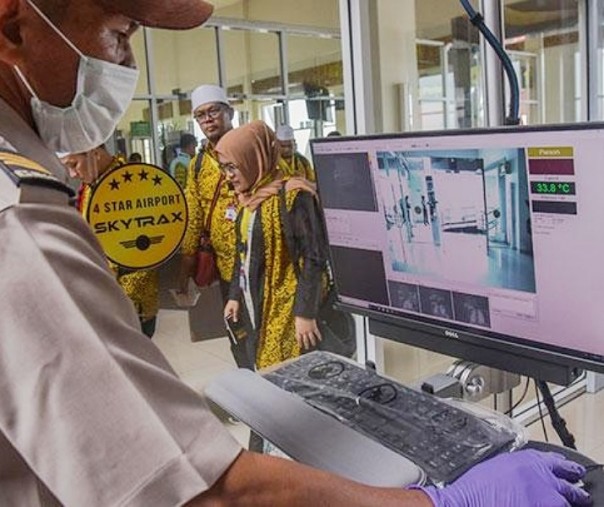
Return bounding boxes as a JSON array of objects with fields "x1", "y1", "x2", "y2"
[
  {"x1": 225, "y1": 205, "x2": 238, "y2": 222},
  {"x1": 239, "y1": 266, "x2": 247, "y2": 291}
]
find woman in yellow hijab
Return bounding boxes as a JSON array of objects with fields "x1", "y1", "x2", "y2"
[{"x1": 217, "y1": 120, "x2": 327, "y2": 369}]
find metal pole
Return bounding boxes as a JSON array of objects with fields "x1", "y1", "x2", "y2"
[
  {"x1": 142, "y1": 27, "x2": 162, "y2": 167},
  {"x1": 480, "y1": 0, "x2": 505, "y2": 127},
  {"x1": 278, "y1": 31, "x2": 290, "y2": 126}
]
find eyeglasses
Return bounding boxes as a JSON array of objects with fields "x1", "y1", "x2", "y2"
[
  {"x1": 218, "y1": 162, "x2": 239, "y2": 176},
  {"x1": 193, "y1": 105, "x2": 225, "y2": 122}
]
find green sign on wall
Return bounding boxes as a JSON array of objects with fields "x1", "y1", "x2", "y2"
[{"x1": 130, "y1": 121, "x2": 152, "y2": 138}]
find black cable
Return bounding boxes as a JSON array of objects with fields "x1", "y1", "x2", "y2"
[
  {"x1": 537, "y1": 380, "x2": 576, "y2": 449},
  {"x1": 586, "y1": 464, "x2": 604, "y2": 471},
  {"x1": 459, "y1": 0, "x2": 520, "y2": 125},
  {"x1": 566, "y1": 370, "x2": 586, "y2": 388},
  {"x1": 534, "y1": 380, "x2": 549, "y2": 443},
  {"x1": 505, "y1": 376, "x2": 530, "y2": 416},
  {"x1": 506, "y1": 373, "x2": 583, "y2": 417}
]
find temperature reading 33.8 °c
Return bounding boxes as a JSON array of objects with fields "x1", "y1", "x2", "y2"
[{"x1": 530, "y1": 181, "x2": 576, "y2": 195}]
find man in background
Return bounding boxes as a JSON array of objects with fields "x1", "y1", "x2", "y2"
[
  {"x1": 128, "y1": 152, "x2": 143, "y2": 163},
  {"x1": 178, "y1": 85, "x2": 238, "y2": 302},
  {"x1": 169, "y1": 132, "x2": 197, "y2": 188},
  {"x1": 276, "y1": 124, "x2": 316, "y2": 181}
]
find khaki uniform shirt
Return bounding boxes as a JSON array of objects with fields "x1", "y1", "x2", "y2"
[{"x1": 0, "y1": 99, "x2": 241, "y2": 506}]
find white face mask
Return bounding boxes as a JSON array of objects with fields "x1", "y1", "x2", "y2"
[{"x1": 14, "y1": 0, "x2": 139, "y2": 154}]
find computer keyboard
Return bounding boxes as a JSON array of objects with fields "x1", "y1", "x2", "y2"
[
  {"x1": 205, "y1": 368, "x2": 424, "y2": 488},
  {"x1": 263, "y1": 351, "x2": 518, "y2": 484}
]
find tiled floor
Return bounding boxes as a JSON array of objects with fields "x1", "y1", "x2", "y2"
[{"x1": 153, "y1": 308, "x2": 604, "y2": 463}]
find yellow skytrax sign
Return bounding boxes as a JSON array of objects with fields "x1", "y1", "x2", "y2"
[{"x1": 87, "y1": 163, "x2": 188, "y2": 270}]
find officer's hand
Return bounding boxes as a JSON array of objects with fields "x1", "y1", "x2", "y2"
[{"x1": 413, "y1": 449, "x2": 591, "y2": 507}]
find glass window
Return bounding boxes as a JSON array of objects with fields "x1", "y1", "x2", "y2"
[
  {"x1": 149, "y1": 27, "x2": 219, "y2": 96},
  {"x1": 284, "y1": 99, "x2": 327, "y2": 156},
  {"x1": 155, "y1": 99, "x2": 198, "y2": 171},
  {"x1": 214, "y1": 0, "x2": 339, "y2": 28},
  {"x1": 593, "y1": 1, "x2": 604, "y2": 120},
  {"x1": 116, "y1": 100, "x2": 153, "y2": 163},
  {"x1": 415, "y1": 0, "x2": 484, "y2": 130},
  {"x1": 222, "y1": 29, "x2": 282, "y2": 97},
  {"x1": 121, "y1": 2, "x2": 347, "y2": 168},
  {"x1": 286, "y1": 98, "x2": 338, "y2": 145},
  {"x1": 240, "y1": 98, "x2": 284, "y2": 127},
  {"x1": 504, "y1": 0, "x2": 581, "y2": 124},
  {"x1": 417, "y1": 41, "x2": 455, "y2": 130},
  {"x1": 286, "y1": 34, "x2": 344, "y2": 136},
  {"x1": 353, "y1": 0, "x2": 484, "y2": 132}
]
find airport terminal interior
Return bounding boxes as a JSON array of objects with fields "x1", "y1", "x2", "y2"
[{"x1": 107, "y1": 0, "x2": 604, "y2": 473}]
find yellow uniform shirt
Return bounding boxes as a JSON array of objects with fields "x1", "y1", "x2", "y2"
[
  {"x1": 181, "y1": 145, "x2": 239, "y2": 282},
  {"x1": 280, "y1": 152, "x2": 316, "y2": 182},
  {"x1": 77, "y1": 156, "x2": 159, "y2": 321}
]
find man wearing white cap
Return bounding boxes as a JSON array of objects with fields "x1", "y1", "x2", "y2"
[
  {"x1": 276, "y1": 124, "x2": 316, "y2": 182},
  {"x1": 178, "y1": 84, "x2": 239, "y2": 305}
]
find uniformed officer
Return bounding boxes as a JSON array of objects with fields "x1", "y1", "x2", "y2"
[
  {"x1": 0, "y1": 0, "x2": 591, "y2": 506},
  {"x1": 0, "y1": 1, "x2": 242, "y2": 505}
]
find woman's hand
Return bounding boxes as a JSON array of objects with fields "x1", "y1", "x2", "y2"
[
  {"x1": 295, "y1": 316, "x2": 322, "y2": 350},
  {"x1": 224, "y1": 300, "x2": 240, "y2": 321}
]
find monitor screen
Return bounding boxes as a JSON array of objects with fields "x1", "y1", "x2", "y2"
[{"x1": 311, "y1": 123, "x2": 604, "y2": 385}]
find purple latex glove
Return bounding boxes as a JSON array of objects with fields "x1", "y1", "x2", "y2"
[{"x1": 414, "y1": 449, "x2": 591, "y2": 507}]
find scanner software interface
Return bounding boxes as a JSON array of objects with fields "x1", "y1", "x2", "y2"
[{"x1": 312, "y1": 127, "x2": 604, "y2": 361}]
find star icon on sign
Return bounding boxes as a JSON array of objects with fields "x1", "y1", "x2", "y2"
[
  {"x1": 138, "y1": 169, "x2": 149, "y2": 181},
  {"x1": 109, "y1": 179, "x2": 120, "y2": 190},
  {"x1": 123, "y1": 171, "x2": 133, "y2": 182},
  {"x1": 153, "y1": 175, "x2": 163, "y2": 186}
]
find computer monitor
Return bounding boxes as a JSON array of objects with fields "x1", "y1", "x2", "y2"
[{"x1": 310, "y1": 123, "x2": 604, "y2": 386}]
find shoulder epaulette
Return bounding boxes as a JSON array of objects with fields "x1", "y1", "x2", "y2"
[
  {"x1": 0, "y1": 149, "x2": 74, "y2": 211},
  {"x1": 0, "y1": 149, "x2": 74, "y2": 195}
]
